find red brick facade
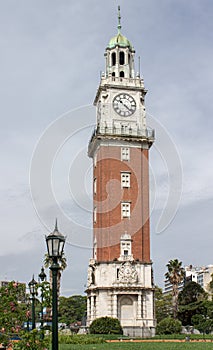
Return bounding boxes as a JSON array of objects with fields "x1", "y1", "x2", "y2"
[{"x1": 93, "y1": 143, "x2": 151, "y2": 263}]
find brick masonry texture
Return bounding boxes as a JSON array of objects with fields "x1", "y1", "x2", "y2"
[{"x1": 93, "y1": 144, "x2": 151, "y2": 262}]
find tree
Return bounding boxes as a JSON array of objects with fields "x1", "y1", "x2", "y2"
[
  {"x1": 192, "y1": 314, "x2": 213, "y2": 334},
  {"x1": 58, "y1": 295, "x2": 87, "y2": 325},
  {"x1": 0, "y1": 281, "x2": 26, "y2": 347},
  {"x1": 178, "y1": 281, "x2": 208, "y2": 326},
  {"x1": 89, "y1": 317, "x2": 123, "y2": 335},
  {"x1": 156, "y1": 317, "x2": 182, "y2": 335},
  {"x1": 44, "y1": 251, "x2": 67, "y2": 294},
  {"x1": 155, "y1": 286, "x2": 173, "y2": 322},
  {"x1": 178, "y1": 281, "x2": 207, "y2": 305},
  {"x1": 13, "y1": 329, "x2": 49, "y2": 350},
  {"x1": 191, "y1": 301, "x2": 213, "y2": 334},
  {"x1": 44, "y1": 220, "x2": 67, "y2": 295},
  {"x1": 165, "y1": 259, "x2": 185, "y2": 318}
]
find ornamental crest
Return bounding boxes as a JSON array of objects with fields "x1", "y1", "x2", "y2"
[{"x1": 118, "y1": 261, "x2": 138, "y2": 284}]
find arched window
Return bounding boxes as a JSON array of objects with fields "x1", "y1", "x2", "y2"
[
  {"x1": 119, "y1": 296, "x2": 134, "y2": 321},
  {"x1": 120, "y1": 71, "x2": 124, "y2": 78},
  {"x1": 119, "y1": 51, "x2": 125, "y2": 65},
  {"x1": 112, "y1": 72, "x2": 115, "y2": 77},
  {"x1": 112, "y1": 52, "x2": 116, "y2": 66}
]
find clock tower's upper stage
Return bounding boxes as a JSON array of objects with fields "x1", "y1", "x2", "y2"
[{"x1": 90, "y1": 7, "x2": 154, "y2": 155}]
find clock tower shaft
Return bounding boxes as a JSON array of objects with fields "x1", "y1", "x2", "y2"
[{"x1": 86, "y1": 7, "x2": 156, "y2": 337}]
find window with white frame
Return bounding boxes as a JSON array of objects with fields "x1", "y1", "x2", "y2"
[
  {"x1": 121, "y1": 202, "x2": 130, "y2": 218},
  {"x1": 121, "y1": 147, "x2": 130, "y2": 161},
  {"x1": 121, "y1": 172, "x2": 130, "y2": 188}
]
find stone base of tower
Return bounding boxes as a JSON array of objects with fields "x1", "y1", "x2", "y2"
[
  {"x1": 123, "y1": 326, "x2": 155, "y2": 338},
  {"x1": 86, "y1": 259, "x2": 156, "y2": 338}
]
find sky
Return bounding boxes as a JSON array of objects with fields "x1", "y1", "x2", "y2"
[{"x1": 0, "y1": 0, "x2": 213, "y2": 296}]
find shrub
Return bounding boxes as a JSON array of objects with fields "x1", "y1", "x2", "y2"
[
  {"x1": 89, "y1": 317, "x2": 123, "y2": 335},
  {"x1": 13, "y1": 330, "x2": 49, "y2": 350},
  {"x1": 156, "y1": 317, "x2": 182, "y2": 335},
  {"x1": 58, "y1": 334, "x2": 105, "y2": 344}
]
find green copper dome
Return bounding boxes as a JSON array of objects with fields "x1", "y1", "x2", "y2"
[
  {"x1": 107, "y1": 33, "x2": 133, "y2": 49},
  {"x1": 107, "y1": 6, "x2": 133, "y2": 50}
]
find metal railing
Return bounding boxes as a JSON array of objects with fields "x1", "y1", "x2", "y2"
[{"x1": 89, "y1": 126, "x2": 155, "y2": 144}]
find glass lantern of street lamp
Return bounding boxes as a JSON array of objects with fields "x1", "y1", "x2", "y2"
[
  {"x1": 39, "y1": 267, "x2": 46, "y2": 282},
  {"x1": 28, "y1": 275, "x2": 37, "y2": 295},
  {"x1": 45, "y1": 220, "x2": 66, "y2": 259},
  {"x1": 28, "y1": 275, "x2": 37, "y2": 330}
]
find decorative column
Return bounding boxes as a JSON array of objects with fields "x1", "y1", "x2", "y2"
[
  {"x1": 142, "y1": 292, "x2": 147, "y2": 319},
  {"x1": 113, "y1": 294, "x2": 117, "y2": 318},
  {"x1": 91, "y1": 295, "x2": 95, "y2": 321},
  {"x1": 137, "y1": 293, "x2": 142, "y2": 319},
  {"x1": 87, "y1": 297, "x2": 91, "y2": 323}
]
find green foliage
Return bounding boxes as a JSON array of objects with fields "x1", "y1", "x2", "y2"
[
  {"x1": 59, "y1": 334, "x2": 105, "y2": 344},
  {"x1": 89, "y1": 317, "x2": 123, "y2": 335},
  {"x1": 58, "y1": 295, "x2": 87, "y2": 325},
  {"x1": 0, "y1": 281, "x2": 26, "y2": 345},
  {"x1": 153, "y1": 333, "x2": 213, "y2": 339},
  {"x1": 156, "y1": 317, "x2": 182, "y2": 335},
  {"x1": 178, "y1": 282, "x2": 208, "y2": 326},
  {"x1": 192, "y1": 314, "x2": 213, "y2": 334},
  {"x1": 155, "y1": 286, "x2": 173, "y2": 322},
  {"x1": 37, "y1": 281, "x2": 51, "y2": 308},
  {"x1": 44, "y1": 252, "x2": 67, "y2": 271},
  {"x1": 13, "y1": 329, "x2": 49, "y2": 350},
  {"x1": 178, "y1": 282, "x2": 207, "y2": 305},
  {"x1": 58, "y1": 342, "x2": 213, "y2": 350},
  {"x1": 191, "y1": 300, "x2": 213, "y2": 334},
  {"x1": 0, "y1": 332, "x2": 12, "y2": 348}
]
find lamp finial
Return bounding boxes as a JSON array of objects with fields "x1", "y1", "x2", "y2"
[
  {"x1": 118, "y1": 5, "x2": 121, "y2": 34},
  {"x1": 55, "y1": 218, "x2": 58, "y2": 231}
]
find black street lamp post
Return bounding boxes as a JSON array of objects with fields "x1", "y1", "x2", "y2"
[
  {"x1": 38, "y1": 266, "x2": 47, "y2": 339},
  {"x1": 45, "y1": 221, "x2": 66, "y2": 350},
  {"x1": 28, "y1": 276, "x2": 37, "y2": 330}
]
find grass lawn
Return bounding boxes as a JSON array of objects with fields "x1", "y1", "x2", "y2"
[{"x1": 59, "y1": 343, "x2": 213, "y2": 350}]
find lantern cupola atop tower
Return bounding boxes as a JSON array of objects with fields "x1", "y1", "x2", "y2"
[{"x1": 105, "y1": 6, "x2": 135, "y2": 79}]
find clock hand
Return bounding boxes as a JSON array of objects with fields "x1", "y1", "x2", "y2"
[{"x1": 120, "y1": 100, "x2": 131, "y2": 112}]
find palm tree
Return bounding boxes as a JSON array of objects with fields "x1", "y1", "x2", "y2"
[
  {"x1": 165, "y1": 259, "x2": 185, "y2": 318},
  {"x1": 44, "y1": 251, "x2": 67, "y2": 294},
  {"x1": 44, "y1": 220, "x2": 67, "y2": 295}
]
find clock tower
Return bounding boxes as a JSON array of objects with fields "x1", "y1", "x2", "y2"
[{"x1": 86, "y1": 7, "x2": 156, "y2": 337}]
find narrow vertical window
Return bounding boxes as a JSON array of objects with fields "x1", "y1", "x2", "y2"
[
  {"x1": 121, "y1": 172, "x2": 130, "y2": 188},
  {"x1": 112, "y1": 52, "x2": 116, "y2": 66},
  {"x1": 120, "y1": 71, "x2": 124, "y2": 77},
  {"x1": 121, "y1": 202, "x2": 130, "y2": 218},
  {"x1": 121, "y1": 147, "x2": 130, "y2": 161},
  {"x1": 119, "y1": 51, "x2": 125, "y2": 65}
]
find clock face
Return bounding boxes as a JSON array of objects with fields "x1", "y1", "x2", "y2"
[{"x1": 113, "y1": 93, "x2": 136, "y2": 117}]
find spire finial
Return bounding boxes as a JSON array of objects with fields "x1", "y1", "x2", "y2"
[
  {"x1": 55, "y1": 218, "x2": 58, "y2": 231},
  {"x1": 118, "y1": 5, "x2": 121, "y2": 34}
]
